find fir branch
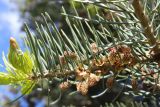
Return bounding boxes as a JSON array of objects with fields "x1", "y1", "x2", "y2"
[{"x1": 132, "y1": 0, "x2": 159, "y2": 53}]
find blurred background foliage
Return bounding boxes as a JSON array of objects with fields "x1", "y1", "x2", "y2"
[
  {"x1": 16, "y1": 0, "x2": 98, "y2": 31},
  {"x1": 4, "y1": 0, "x2": 103, "y2": 107},
  {"x1": 2, "y1": 0, "x2": 160, "y2": 107}
]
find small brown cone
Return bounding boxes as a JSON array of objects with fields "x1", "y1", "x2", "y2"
[
  {"x1": 59, "y1": 56, "x2": 66, "y2": 65},
  {"x1": 87, "y1": 73, "x2": 100, "y2": 87},
  {"x1": 76, "y1": 81, "x2": 88, "y2": 95},
  {"x1": 64, "y1": 51, "x2": 77, "y2": 60},
  {"x1": 131, "y1": 79, "x2": 138, "y2": 91},
  {"x1": 90, "y1": 43, "x2": 99, "y2": 54},
  {"x1": 59, "y1": 82, "x2": 70, "y2": 90},
  {"x1": 106, "y1": 77, "x2": 115, "y2": 88}
]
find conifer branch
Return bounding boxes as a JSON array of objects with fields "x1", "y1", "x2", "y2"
[{"x1": 132, "y1": 0, "x2": 159, "y2": 53}]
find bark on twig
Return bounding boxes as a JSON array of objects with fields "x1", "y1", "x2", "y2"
[{"x1": 132, "y1": 0, "x2": 159, "y2": 53}]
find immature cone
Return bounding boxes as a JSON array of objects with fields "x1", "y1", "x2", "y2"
[
  {"x1": 59, "y1": 56, "x2": 66, "y2": 65},
  {"x1": 108, "y1": 48, "x2": 120, "y2": 65},
  {"x1": 108, "y1": 45, "x2": 134, "y2": 71},
  {"x1": 90, "y1": 43, "x2": 99, "y2": 54},
  {"x1": 131, "y1": 78, "x2": 138, "y2": 90},
  {"x1": 59, "y1": 82, "x2": 70, "y2": 90},
  {"x1": 76, "y1": 65, "x2": 90, "y2": 81},
  {"x1": 64, "y1": 51, "x2": 77, "y2": 60},
  {"x1": 92, "y1": 58, "x2": 105, "y2": 67},
  {"x1": 76, "y1": 81, "x2": 88, "y2": 95},
  {"x1": 117, "y1": 45, "x2": 131, "y2": 54},
  {"x1": 87, "y1": 73, "x2": 100, "y2": 87},
  {"x1": 106, "y1": 77, "x2": 115, "y2": 88}
]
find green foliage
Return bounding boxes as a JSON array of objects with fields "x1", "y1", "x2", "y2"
[
  {"x1": 0, "y1": 72, "x2": 14, "y2": 85},
  {"x1": 0, "y1": 37, "x2": 35, "y2": 95},
  {"x1": 22, "y1": 0, "x2": 160, "y2": 105},
  {"x1": 8, "y1": 37, "x2": 33, "y2": 74},
  {"x1": 25, "y1": 0, "x2": 159, "y2": 76},
  {"x1": 64, "y1": 97, "x2": 158, "y2": 107},
  {"x1": 1, "y1": 0, "x2": 160, "y2": 106},
  {"x1": 104, "y1": 100, "x2": 157, "y2": 107}
]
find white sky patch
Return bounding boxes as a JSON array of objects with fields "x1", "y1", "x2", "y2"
[
  {"x1": 0, "y1": 0, "x2": 23, "y2": 39},
  {"x1": 1, "y1": 0, "x2": 17, "y2": 9},
  {"x1": 0, "y1": 0, "x2": 27, "y2": 50},
  {"x1": 0, "y1": 12, "x2": 22, "y2": 36},
  {"x1": 0, "y1": 26, "x2": 2, "y2": 31}
]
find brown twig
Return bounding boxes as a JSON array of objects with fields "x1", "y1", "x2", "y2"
[
  {"x1": 132, "y1": 0, "x2": 159, "y2": 53},
  {"x1": 28, "y1": 52, "x2": 158, "y2": 81},
  {"x1": 30, "y1": 70, "x2": 75, "y2": 80}
]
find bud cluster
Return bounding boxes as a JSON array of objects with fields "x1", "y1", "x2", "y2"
[
  {"x1": 75, "y1": 65, "x2": 100, "y2": 95},
  {"x1": 108, "y1": 45, "x2": 136, "y2": 71},
  {"x1": 57, "y1": 44, "x2": 151, "y2": 95}
]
